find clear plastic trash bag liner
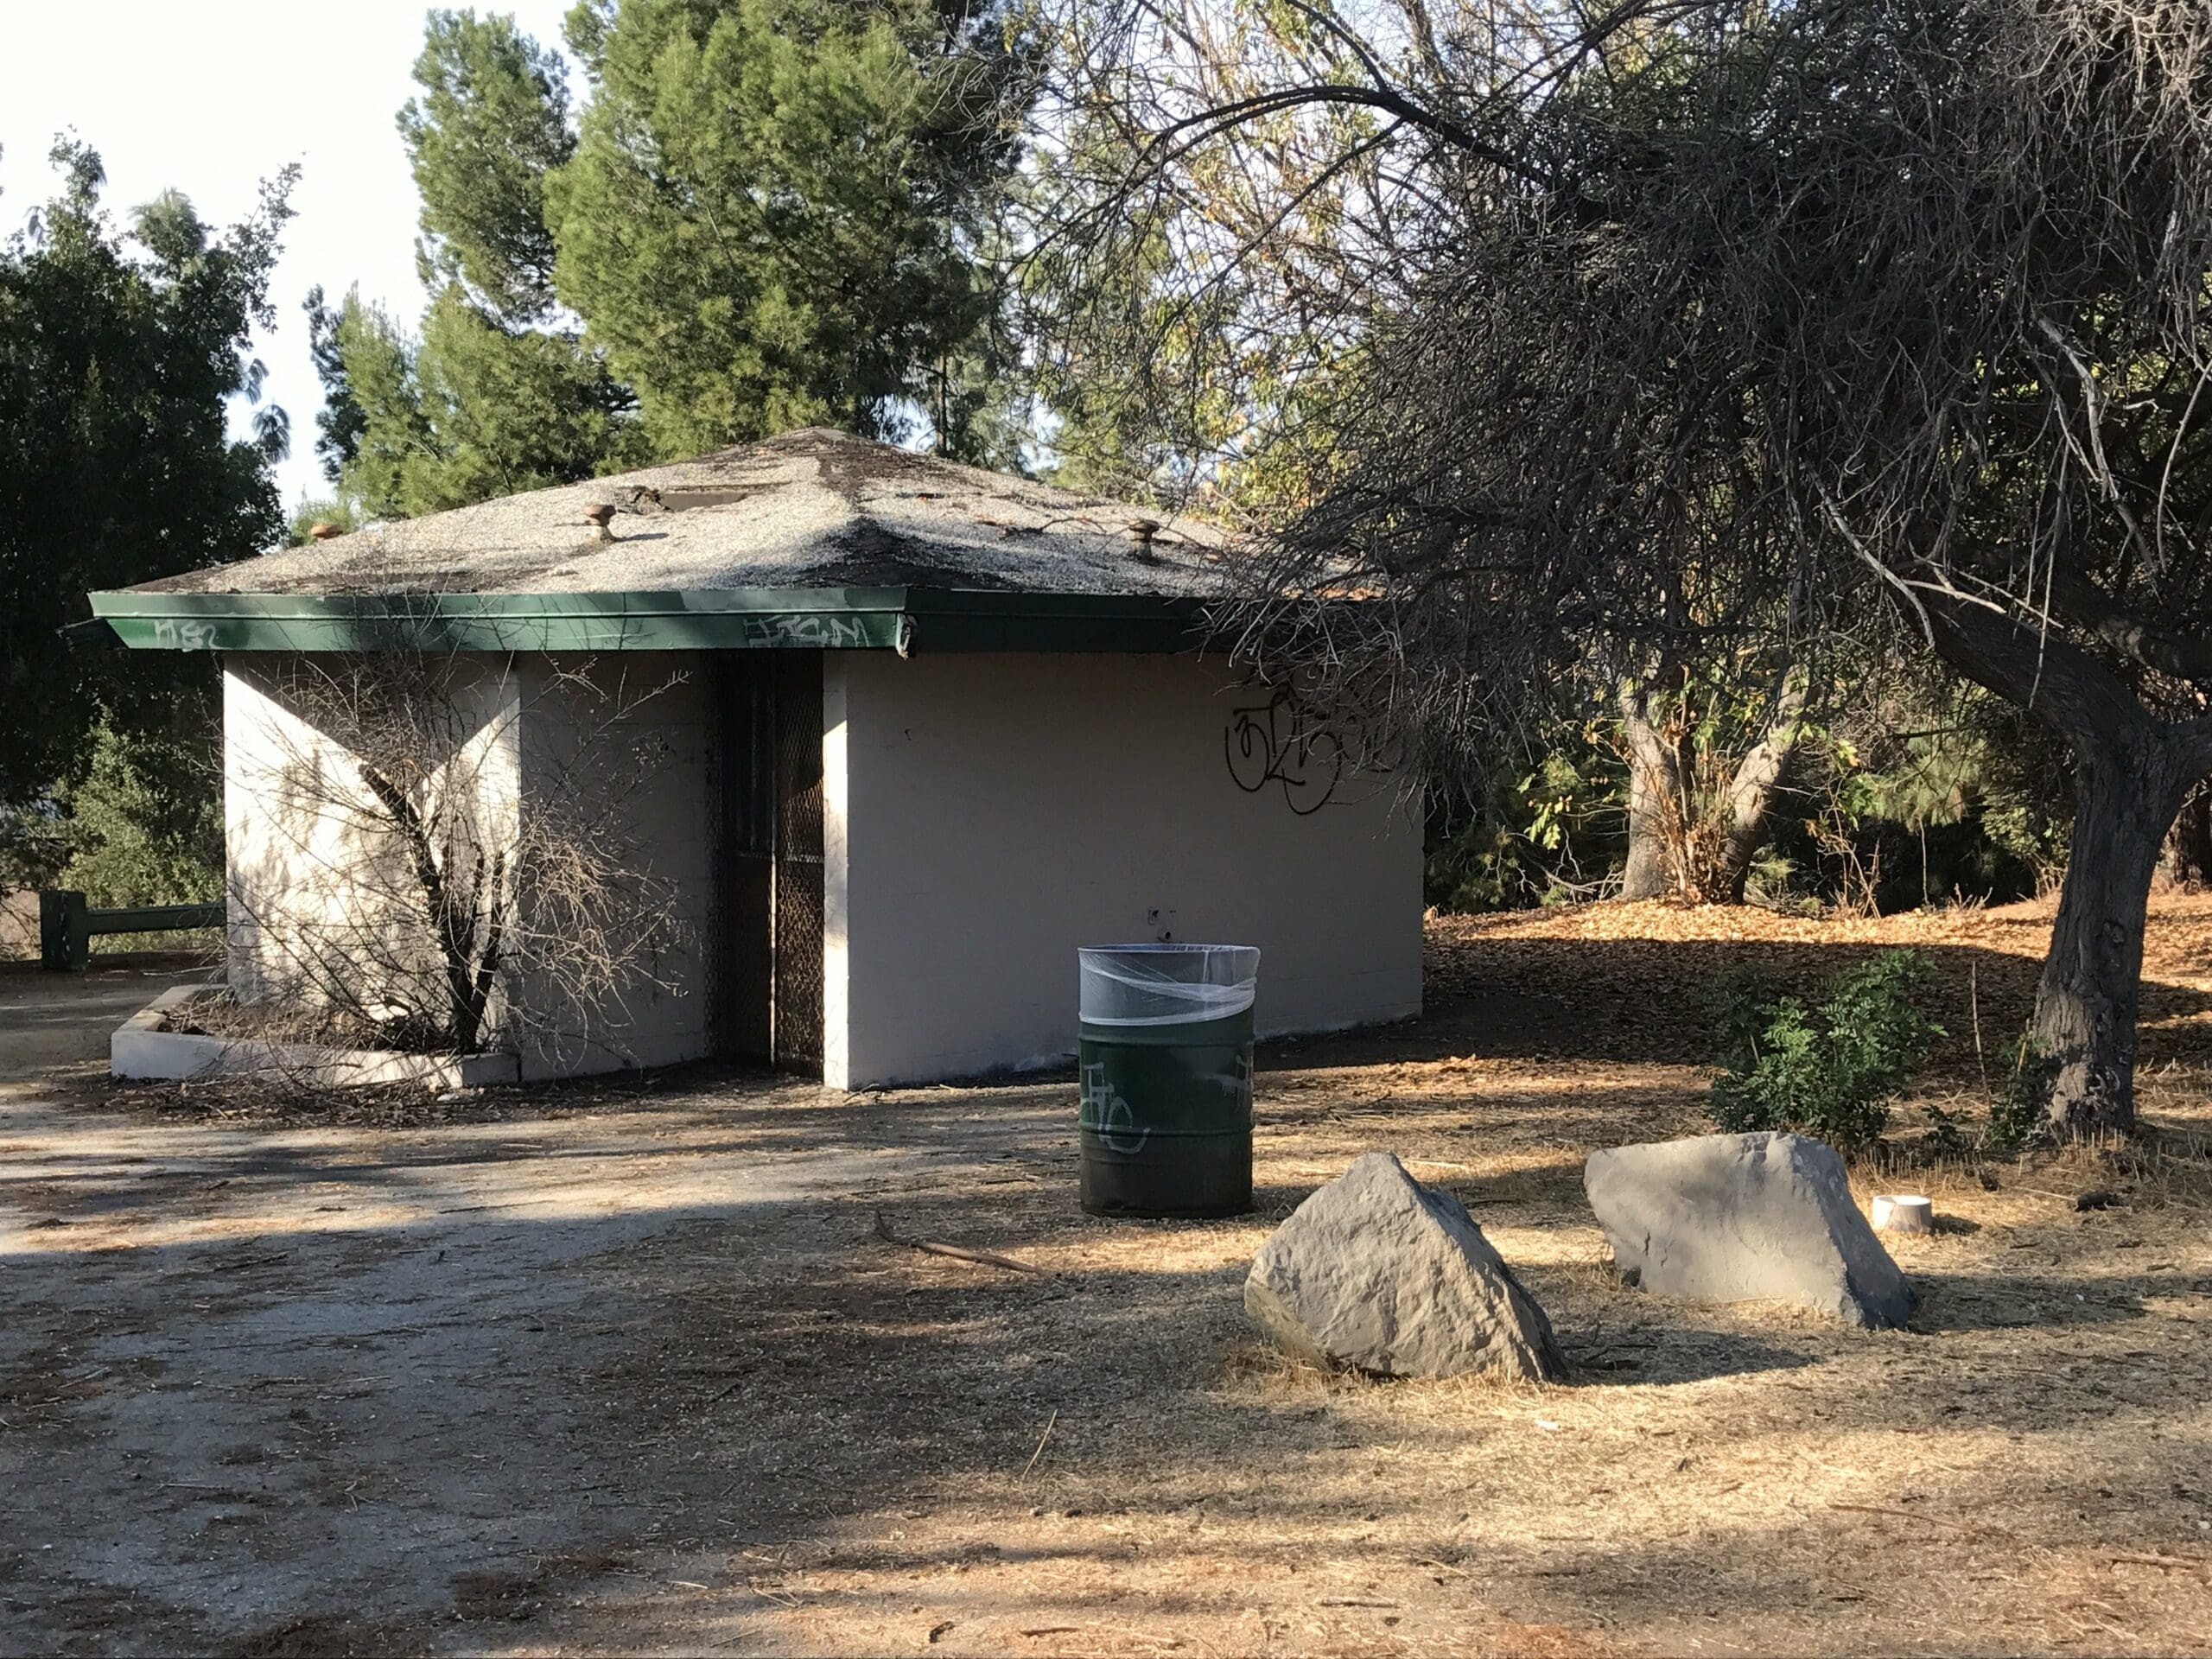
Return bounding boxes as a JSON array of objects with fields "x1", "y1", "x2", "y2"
[{"x1": 1077, "y1": 944, "x2": 1261, "y2": 1026}]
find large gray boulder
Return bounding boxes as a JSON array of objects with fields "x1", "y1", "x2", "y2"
[
  {"x1": 1583, "y1": 1132, "x2": 1916, "y2": 1328},
  {"x1": 1244, "y1": 1152, "x2": 1566, "y2": 1381}
]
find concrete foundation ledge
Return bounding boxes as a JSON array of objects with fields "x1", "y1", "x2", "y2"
[{"x1": 112, "y1": 985, "x2": 520, "y2": 1090}]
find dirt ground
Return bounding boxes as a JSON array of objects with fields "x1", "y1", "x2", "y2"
[{"x1": 3, "y1": 904, "x2": 2209, "y2": 1657}]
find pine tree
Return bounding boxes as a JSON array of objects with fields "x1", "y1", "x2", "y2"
[
  {"x1": 550, "y1": 0, "x2": 1035, "y2": 458},
  {"x1": 313, "y1": 3, "x2": 1037, "y2": 518},
  {"x1": 315, "y1": 283, "x2": 646, "y2": 519},
  {"x1": 313, "y1": 10, "x2": 643, "y2": 516},
  {"x1": 399, "y1": 8, "x2": 574, "y2": 327}
]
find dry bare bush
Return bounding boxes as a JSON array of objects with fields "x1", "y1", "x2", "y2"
[{"x1": 226, "y1": 648, "x2": 684, "y2": 1067}]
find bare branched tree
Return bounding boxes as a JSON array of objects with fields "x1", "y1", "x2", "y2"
[
  {"x1": 226, "y1": 648, "x2": 684, "y2": 1067},
  {"x1": 1058, "y1": 0, "x2": 2212, "y2": 1135},
  {"x1": 1024, "y1": 0, "x2": 1419, "y2": 505}
]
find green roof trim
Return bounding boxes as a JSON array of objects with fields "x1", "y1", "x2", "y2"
[{"x1": 81, "y1": 587, "x2": 1210, "y2": 655}]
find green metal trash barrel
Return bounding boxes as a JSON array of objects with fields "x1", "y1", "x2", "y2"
[{"x1": 1077, "y1": 944, "x2": 1259, "y2": 1218}]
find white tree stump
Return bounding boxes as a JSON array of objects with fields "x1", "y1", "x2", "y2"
[{"x1": 1871, "y1": 1193, "x2": 1934, "y2": 1235}]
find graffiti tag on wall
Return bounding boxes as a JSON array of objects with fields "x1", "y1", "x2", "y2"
[{"x1": 1224, "y1": 689, "x2": 1346, "y2": 815}]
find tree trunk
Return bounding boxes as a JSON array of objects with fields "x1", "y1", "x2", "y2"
[
  {"x1": 1618, "y1": 682, "x2": 1681, "y2": 900},
  {"x1": 1921, "y1": 589, "x2": 2212, "y2": 1135},
  {"x1": 1718, "y1": 667, "x2": 1810, "y2": 902},
  {"x1": 2161, "y1": 787, "x2": 2212, "y2": 888},
  {"x1": 2031, "y1": 723, "x2": 2195, "y2": 1135}
]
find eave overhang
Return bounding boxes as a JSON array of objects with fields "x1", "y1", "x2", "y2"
[{"x1": 78, "y1": 587, "x2": 1211, "y2": 655}]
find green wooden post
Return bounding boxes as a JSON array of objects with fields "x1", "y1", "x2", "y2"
[
  {"x1": 39, "y1": 890, "x2": 90, "y2": 972},
  {"x1": 38, "y1": 892, "x2": 221, "y2": 968}
]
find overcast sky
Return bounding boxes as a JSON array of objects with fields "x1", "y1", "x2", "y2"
[{"x1": 1, "y1": 0, "x2": 575, "y2": 512}]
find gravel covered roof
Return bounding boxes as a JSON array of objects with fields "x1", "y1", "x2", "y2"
[{"x1": 133, "y1": 428, "x2": 1236, "y2": 598}]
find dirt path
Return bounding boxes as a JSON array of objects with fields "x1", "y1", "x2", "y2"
[
  {"x1": 0, "y1": 957, "x2": 213, "y2": 1086},
  {"x1": 3, "y1": 907, "x2": 2211, "y2": 1656},
  {"x1": 0, "y1": 1063, "x2": 1053, "y2": 1654}
]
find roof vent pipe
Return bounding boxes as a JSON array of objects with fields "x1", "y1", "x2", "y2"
[
  {"x1": 582, "y1": 503, "x2": 617, "y2": 542},
  {"x1": 1128, "y1": 518, "x2": 1161, "y2": 563}
]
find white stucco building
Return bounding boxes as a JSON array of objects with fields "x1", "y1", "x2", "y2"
[{"x1": 88, "y1": 429, "x2": 1421, "y2": 1088}]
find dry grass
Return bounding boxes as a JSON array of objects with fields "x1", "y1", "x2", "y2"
[
  {"x1": 33, "y1": 897, "x2": 2211, "y2": 1655},
  {"x1": 529, "y1": 895, "x2": 2212, "y2": 1656}
]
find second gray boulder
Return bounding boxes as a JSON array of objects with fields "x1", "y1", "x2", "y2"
[
  {"x1": 1583, "y1": 1131, "x2": 1915, "y2": 1328},
  {"x1": 1245, "y1": 1152, "x2": 1566, "y2": 1381}
]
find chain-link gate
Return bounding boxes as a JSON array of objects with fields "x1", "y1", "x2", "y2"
[
  {"x1": 770, "y1": 653, "x2": 825, "y2": 1068},
  {"x1": 709, "y1": 652, "x2": 824, "y2": 1074}
]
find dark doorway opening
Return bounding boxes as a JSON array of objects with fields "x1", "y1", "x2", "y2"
[{"x1": 709, "y1": 652, "x2": 824, "y2": 1074}]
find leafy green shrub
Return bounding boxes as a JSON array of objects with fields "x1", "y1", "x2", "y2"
[
  {"x1": 1424, "y1": 730, "x2": 1625, "y2": 913},
  {"x1": 1707, "y1": 950, "x2": 1943, "y2": 1150},
  {"x1": 54, "y1": 724, "x2": 222, "y2": 907}
]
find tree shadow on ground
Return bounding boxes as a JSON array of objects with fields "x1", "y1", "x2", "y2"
[
  {"x1": 1907, "y1": 1266, "x2": 2176, "y2": 1334},
  {"x1": 16, "y1": 912, "x2": 2212, "y2": 1655},
  {"x1": 11, "y1": 1077, "x2": 2209, "y2": 1659},
  {"x1": 1558, "y1": 1323, "x2": 1818, "y2": 1386}
]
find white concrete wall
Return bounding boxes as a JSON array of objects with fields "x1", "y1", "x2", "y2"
[
  {"x1": 223, "y1": 652, "x2": 714, "y2": 1079},
  {"x1": 224, "y1": 652, "x2": 523, "y2": 1022},
  {"x1": 509, "y1": 655, "x2": 715, "y2": 1078},
  {"x1": 824, "y1": 653, "x2": 1421, "y2": 1089}
]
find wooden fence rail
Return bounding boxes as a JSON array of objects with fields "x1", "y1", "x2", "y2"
[{"x1": 39, "y1": 891, "x2": 222, "y2": 972}]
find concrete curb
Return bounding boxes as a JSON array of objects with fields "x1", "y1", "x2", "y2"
[{"x1": 111, "y1": 984, "x2": 520, "y2": 1090}]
